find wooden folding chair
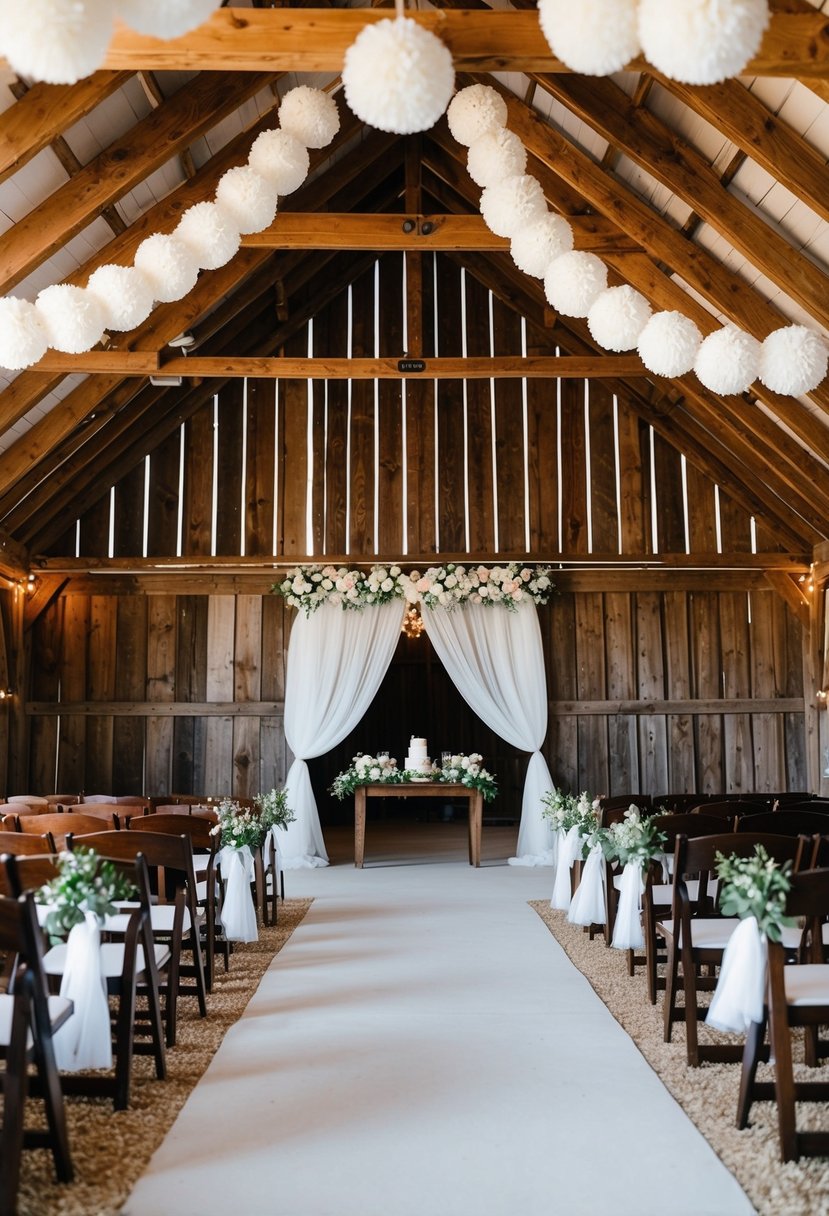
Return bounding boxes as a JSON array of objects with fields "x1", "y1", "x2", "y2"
[
  {"x1": 0, "y1": 889, "x2": 74, "y2": 1214},
  {"x1": 736, "y1": 868, "x2": 829, "y2": 1161},
  {"x1": 0, "y1": 831, "x2": 56, "y2": 856},
  {"x1": 11, "y1": 812, "x2": 119, "y2": 847}
]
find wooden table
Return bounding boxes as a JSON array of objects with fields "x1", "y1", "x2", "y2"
[{"x1": 353, "y1": 782, "x2": 484, "y2": 868}]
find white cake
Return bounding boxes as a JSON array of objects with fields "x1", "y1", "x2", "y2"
[{"x1": 405, "y1": 736, "x2": 432, "y2": 775}]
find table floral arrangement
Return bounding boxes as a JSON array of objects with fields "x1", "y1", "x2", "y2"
[
  {"x1": 331, "y1": 751, "x2": 499, "y2": 802},
  {"x1": 437, "y1": 752, "x2": 498, "y2": 801},
  {"x1": 273, "y1": 562, "x2": 555, "y2": 615},
  {"x1": 602, "y1": 806, "x2": 666, "y2": 950},
  {"x1": 330, "y1": 753, "x2": 404, "y2": 799},
  {"x1": 707, "y1": 845, "x2": 794, "y2": 1035}
]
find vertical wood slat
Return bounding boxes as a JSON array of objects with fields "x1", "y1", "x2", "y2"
[
  {"x1": 576, "y1": 592, "x2": 608, "y2": 794},
  {"x1": 278, "y1": 331, "x2": 311, "y2": 556},
  {"x1": 405, "y1": 254, "x2": 437, "y2": 554},
  {"x1": 348, "y1": 264, "x2": 376, "y2": 555},
  {"x1": 245, "y1": 377, "x2": 276, "y2": 557},
  {"x1": 718, "y1": 489, "x2": 754, "y2": 554},
  {"x1": 84, "y1": 595, "x2": 117, "y2": 794},
  {"x1": 78, "y1": 493, "x2": 111, "y2": 559},
  {"x1": 377, "y1": 254, "x2": 404, "y2": 555},
  {"x1": 663, "y1": 590, "x2": 695, "y2": 793},
  {"x1": 545, "y1": 593, "x2": 578, "y2": 792},
  {"x1": 464, "y1": 272, "x2": 495, "y2": 554},
  {"x1": 525, "y1": 358, "x2": 557, "y2": 554},
  {"x1": 491, "y1": 295, "x2": 525, "y2": 553},
  {"x1": 113, "y1": 462, "x2": 145, "y2": 557},
  {"x1": 750, "y1": 590, "x2": 786, "y2": 791},
  {"x1": 113, "y1": 596, "x2": 146, "y2": 793},
  {"x1": 690, "y1": 592, "x2": 723, "y2": 790},
  {"x1": 559, "y1": 379, "x2": 588, "y2": 553},
  {"x1": 652, "y1": 433, "x2": 686, "y2": 555},
  {"x1": 215, "y1": 380, "x2": 244, "y2": 557},
  {"x1": 685, "y1": 461, "x2": 719, "y2": 554},
  {"x1": 57, "y1": 596, "x2": 88, "y2": 794},
  {"x1": 204, "y1": 595, "x2": 235, "y2": 796},
  {"x1": 172, "y1": 595, "x2": 208, "y2": 795},
  {"x1": 635, "y1": 592, "x2": 669, "y2": 793},
  {"x1": 615, "y1": 393, "x2": 645, "y2": 555},
  {"x1": 435, "y1": 257, "x2": 465, "y2": 552},
  {"x1": 144, "y1": 594, "x2": 176, "y2": 795},
  {"x1": 182, "y1": 405, "x2": 214, "y2": 558},
  {"x1": 233, "y1": 594, "x2": 262, "y2": 797},
  {"x1": 587, "y1": 382, "x2": 618, "y2": 555},
  {"x1": 604, "y1": 592, "x2": 638, "y2": 792},
  {"x1": 146, "y1": 429, "x2": 181, "y2": 558},
  {"x1": 260, "y1": 594, "x2": 289, "y2": 791},
  {"x1": 321, "y1": 292, "x2": 349, "y2": 555},
  {"x1": 720, "y1": 591, "x2": 754, "y2": 791},
  {"x1": 27, "y1": 603, "x2": 60, "y2": 794}
]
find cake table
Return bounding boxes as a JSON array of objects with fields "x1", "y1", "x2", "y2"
[{"x1": 353, "y1": 783, "x2": 484, "y2": 868}]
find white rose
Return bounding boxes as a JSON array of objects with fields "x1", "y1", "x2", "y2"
[
  {"x1": 381, "y1": 578, "x2": 394, "y2": 592},
  {"x1": 390, "y1": 565, "x2": 401, "y2": 577},
  {"x1": 445, "y1": 574, "x2": 457, "y2": 588},
  {"x1": 370, "y1": 767, "x2": 381, "y2": 780}
]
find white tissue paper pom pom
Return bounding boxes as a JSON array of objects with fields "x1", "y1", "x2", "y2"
[
  {"x1": 538, "y1": 0, "x2": 641, "y2": 75},
  {"x1": 637, "y1": 311, "x2": 702, "y2": 377},
  {"x1": 467, "y1": 127, "x2": 527, "y2": 189},
  {"x1": 134, "y1": 234, "x2": 200, "y2": 303},
  {"x1": 0, "y1": 297, "x2": 49, "y2": 370},
  {"x1": 480, "y1": 175, "x2": 546, "y2": 239},
  {"x1": 215, "y1": 167, "x2": 278, "y2": 235},
  {"x1": 544, "y1": 251, "x2": 608, "y2": 317},
  {"x1": 86, "y1": 264, "x2": 154, "y2": 331},
  {"x1": 695, "y1": 324, "x2": 761, "y2": 394},
  {"x1": 588, "y1": 286, "x2": 652, "y2": 351},
  {"x1": 279, "y1": 86, "x2": 340, "y2": 149},
  {"x1": 638, "y1": 0, "x2": 770, "y2": 85},
  {"x1": 1, "y1": 0, "x2": 113, "y2": 84},
  {"x1": 447, "y1": 84, "x2": 508, "y2": 147},
  {"x1": 115, "y1": 0, "x2": 218, "y2": 39},
  {"x1": 510, "y1": 214, "x2": 574, "y2": 279},
  {"x1": 175, "y1": 202, "x2": 241, "y2": 271},
  {"x1": 248, "y1": 129, "x2": 309, "y2": 196},
  {"x1": 35, "y1": 284, "x2": 106, "y2": 354},
  {"x1": 343, "y1": 18, "x2": 454, "y2": 135},
  {"x1": 759, "y1": 326, "x2": 828, "y2": 396}
]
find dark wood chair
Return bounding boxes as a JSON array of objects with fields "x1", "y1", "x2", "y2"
[
  {"x1": 10, "y1": 811, "x2": 119, "y2": 847},
  {"x1": 660, "y1": 831, "x2": 804, "y2": 1066},
  {"x1": 0, "y1": 888, "x2": 74, "y2": 1214},
  {"x1": 67, "y1": 829, "x2": 208, "y2": 1047},
  {"x1": 695, "y1": 800, "x2": 768, "y2": 820},
  {"x1": 736, "y1": 868, "x2": 829, "y2": 1161},
  {"x1": 0, "y1": 830, "x2": 56, "y2": 855},
  {"x1": 737, "y1": 811, "x2": 829, "y2": 838},
  {"x1": 598, "y1": 794, "x2": 652, "y2": 813}
]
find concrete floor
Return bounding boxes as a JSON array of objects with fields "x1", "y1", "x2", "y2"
[{"x1": 123, "y1": 822, "x2": 754, "y2": 1216}]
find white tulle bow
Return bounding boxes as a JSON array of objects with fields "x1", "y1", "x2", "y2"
[
  {"x1": 218, "y1": 845, "x2": 258, "y2": 943},
  {"x1": 54, "y1": 912, "x2": 112, "y2": 1072},
  {"x1": 706, "y1": 915, "x2": 767, "y2": 1035}
]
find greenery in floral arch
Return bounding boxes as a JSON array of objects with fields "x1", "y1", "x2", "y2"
[
  {"x1": 715, "y1": 844, "x2": 794, "y2": 942},
  {"x1": 37, "y1": 848, "x2": 137, "y2": 946},
  {"x1": 330, "y1": 753, "x2": 404, "y2": 799}
]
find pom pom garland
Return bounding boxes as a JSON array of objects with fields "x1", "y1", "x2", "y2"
[
  {"x1": 447, "y1": 84, "x2": 508, "y2": 147},
  {"x1": 537, "y1": 0, "x2": 641, "y2": 76},
  {"x1": 759, "y1": 326, "x2": 828, "y2": 397},
  {"x1": 0, "y1": 297, "x2": 49, "y2": 370},
  {"x1": 134, "y1": 234, "x2": 200, "y2": 303},
  {"x1": 35, "y1": 284, "x2": 106, "y2": 354},
  {"x1": 638, "y1": 0, "x2": 770, "y2": 86},
  {"x1": 587, "y1": 286, "x2": 652, "y2": 351},
  {"x1": 342, "y1": 17, "x2": 454, "y2": 135},
  {"x1": 637, "y1": 311, "x2": 702, "y2": 377},
  {"x1": 175, "y1": 202, "x2": 241, "y2": 271},
  {"x1": 248, "y1": 129, "x2": 310, "y2": 196},
  {"x1": 480, "y1": 175, "x2": 547, "y2": 239},
  {"x1": 510, "y1": 214, "x2": 574, "y2": 279},
  {"x1": 279, "y1": 85, "x2": 340, "y2": 149},
  {"x1": 86, "y1": 264, "x2": 155, "y2": 331},
  {"x1": 544, "y1": 251, "x2": 608, "y2": 318},
  {"x1": 215, "y1": 167, "x2": 278, "y2": 235},
  {"x1": 467, "y1": 127, "x2": 527, "y2": 189},
  {"x1": 1, "y1": 0, "x2": 114, "y2": 85},
  {"x1": 115, "y1": 0, "x2": 219, "y2": 39},
  {"x1": 694, "y1": 325, "x2": 761, "y2": 395}
]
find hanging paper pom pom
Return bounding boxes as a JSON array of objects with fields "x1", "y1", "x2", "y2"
[
  {"x1": 537, "y1": 0, "x2": 641, "y2": 75},
  {"x1": 215, "y1": 167, "x2": 278, "y2": 235},
  {"x1": 637, "y1": 311, "x2": 702, "y2": 377},
  {"x1": 695, "y1": 324, "x2": 761, "y2": 394},
  {"x1": 134, "y1": 234, "x2": 200, "y2": 303},
  {"x1": 343, "y1": 18, "x2": 454, "y2": 135},
  {"x1": 175, "y1": 202, "x2": 241, "y2": 271},
  {"x1": 279, "y1": 86, "x2": 340, "y2": 149},
  {"x1": 759, "y1": 326, "x2": 828, "y2": 396},
  {"x1": 86, "y1": 264, "x2": 154, "y2": 332},
  {"x1": 544, "y1": 251, "x2": 608, "y2": 318},
  {"x1": 638, "y1": 0, "x2": 770, "y2": 85},
  {"x1": 588, "y1": 286, "x2": 652, "y2": 351},
  {"x1": 510, "y1": 214, "x2": 574, "y2": 279},
  {"x1": 1, "y1": 0, "x2": 113, "y2": 85},
  {"x1": 35, "y1": 284, "x2": 106, "y2": 354},
  {"x1": 447, "y1": 84, "x2": 508, "y2": 147},
  {"x1": 115, "y1": 0, "x2": 218, "y2": 39},
  {"x1": 248, "y1": 129, "x2": 309, "y2": 196},
  {"x1": 0, "y1": 297, "x2": 49, "y2": 370},
  {"x1": 480, "y1": 175, "x2": 546, "y2": 239},
  {"x1": 467, "y1": 127, "x2": 527, "y2": 189}
]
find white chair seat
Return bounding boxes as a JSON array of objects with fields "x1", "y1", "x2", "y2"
[
  {"x1": 108, "y1": 902, "x2": 193, "y2": 934},
  {"x1": 0, "y1": 993, "x2": 73, "y2": 1049},
  {"x1": 657, "y1": 917, "x2": 741, "y2": 950},
  {"x1": 43, "y1": 941, "x2": 170, "y2": 979},
  {"x1": 784, "y1": 964, "x2": 829, "y2": 1006}
]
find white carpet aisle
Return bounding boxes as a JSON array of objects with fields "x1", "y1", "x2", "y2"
[{"x1": 123, "y1": 829, "x2": 754, "y2": 1216}]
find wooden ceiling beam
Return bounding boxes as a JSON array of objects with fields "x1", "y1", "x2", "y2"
[
  {"x1": 90, "y1": 9, "x2": 829, "y2": 76},
  {"x1": 0, "y1": 70, "x2": 276, "y2": 296},
  {"x1": 0, "y1": 71, "x2": 129, "y2": 186},
  {"x1": 527, "y1": 71, "x2": 829, "y2": 333}
]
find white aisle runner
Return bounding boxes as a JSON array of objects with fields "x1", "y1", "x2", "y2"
[{"x1": 123, "y1": 854, "x2": 753, "y2": 1216}]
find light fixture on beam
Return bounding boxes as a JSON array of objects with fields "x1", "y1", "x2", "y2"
[{"x1": 401, "y1": 605, "x2": 425, "y2": 639}]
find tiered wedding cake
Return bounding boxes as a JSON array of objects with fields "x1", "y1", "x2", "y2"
[{"x1": 405, "y1": 736, "x2": 432, "y2": 776}]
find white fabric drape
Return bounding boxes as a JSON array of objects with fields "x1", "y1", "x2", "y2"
[
  {"x1": 282, "y1": 600, "x2": 405, "y2": 868},
  {"x1": 218, "y1": 845, "x2": 258, "y2": 942},
  {"x1": 706, "y1": 916, "x2": 768, "y2": 1035},
  {"x1": 422, "y1": 599, "x2": 555, "y2": 865},
  {"x1": 53, "y1": 913, "x2": 112, "y2": 1072}
]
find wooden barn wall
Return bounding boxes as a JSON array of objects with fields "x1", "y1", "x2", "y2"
[
  {"x1": 50, "y1": 254, "x2": 763, "y2": 563},
  {"x1": 22, "y1": 586, "x2": 807, "y2": 812}
]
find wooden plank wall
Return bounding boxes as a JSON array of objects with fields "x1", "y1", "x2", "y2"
[{"x1": 23, "y1": 586, "x2": 805, "y2": 807}]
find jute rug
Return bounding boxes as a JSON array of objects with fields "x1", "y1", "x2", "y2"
[
  {"x1": 16, "y1": 898, "x2": 313, "y2": 1216},
  {"x1": 531, "y1": 902, "x2": 829, "y2": 1216}
]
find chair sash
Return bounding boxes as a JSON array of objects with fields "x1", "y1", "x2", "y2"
[
  {"x1": 218, "y1": 846, "x2": 258, "y2": 943},
  {"x1": 568, "y1": 843, "x2": 606, "y2": 927},
  {"x1": 611, "y1": 860, "x2": 645, "y2": 950},
  {"x1": 706, "y1": 915, "x2": 767, "y2": 1035},
  {"x1": 53, "y1": 912, "x2": 112, "y2": 1072},
  {"x1": 550, "y1": 824, "x2": 582, "y2": 911}
]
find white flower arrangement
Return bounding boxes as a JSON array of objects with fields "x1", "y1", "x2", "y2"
[
  {"x1": 603, "y1": 805, "x2": 665, "y2": 867},
  {"x1": 274, "y1": 564, "x2": 408, "y2": 615},
  {"x1": 210, "y1": 799, "x2": 266, "y2": 851},
  {"x1": 438, "y1": 752, "x2": 498, "y2": 801},
  {"x1": 330, "y1": 753, "x2": 403, "y2": 799}
]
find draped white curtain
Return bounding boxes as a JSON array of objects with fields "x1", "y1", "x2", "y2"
[
  {"x1": 281, "y1": 600, "x2": 406, "y2": 868},
  {"x1": 422, "y1": 599, "x2": 556, "y2": 865}
]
